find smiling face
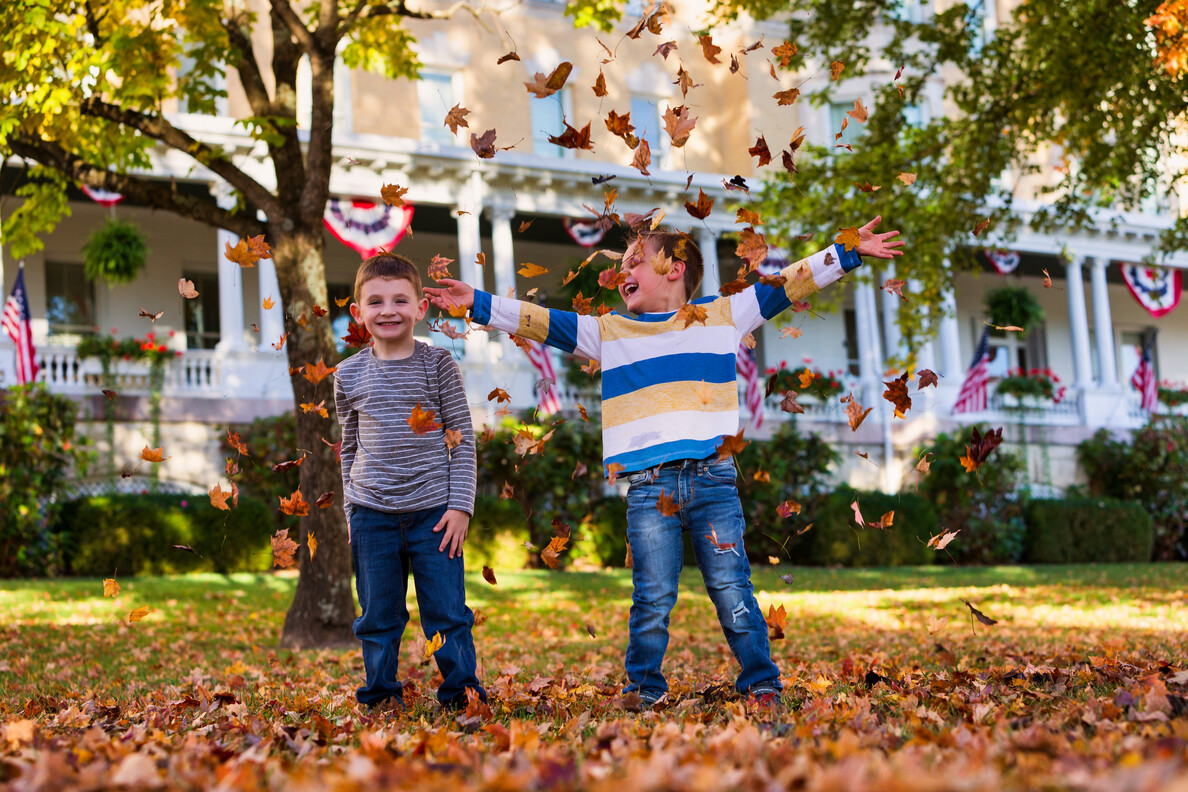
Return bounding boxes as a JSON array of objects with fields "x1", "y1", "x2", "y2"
[
  {"x1": 618, "y1": 238, "x2": 687, "y2": 314},
  {"x1": 350, "y1": 276, "x2": 428, "y2": 356}
]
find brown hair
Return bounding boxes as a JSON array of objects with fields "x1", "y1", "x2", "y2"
[
  {"x1": 353, "y1": 253, "x2": 422, "y2": 303},
  {"x1": 633, "y1": 229, "x2": 704, "y2": 299}
]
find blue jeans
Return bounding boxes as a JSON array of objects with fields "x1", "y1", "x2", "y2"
[
  {"x1": 350, "y1": 504, "x2": 485, "y2": 707},
  {"x1": 623, "y1": 456, "x2": 782, "y2": 699}
]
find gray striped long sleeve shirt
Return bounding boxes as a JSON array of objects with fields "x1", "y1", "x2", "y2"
[{"x1": 334, "y1": 342, "x2": 477, "y2": 522}]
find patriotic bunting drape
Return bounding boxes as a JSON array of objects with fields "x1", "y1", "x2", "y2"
[
  {"x1": 1120, "y1": 262, "x2": 1181, "y2": 318},
  {"x1": 562, "y1": 218, "x2": 608, "y2": 248},
  {"x1": 984, "y1": 249, "x2": 1020, "y2": 275},
  {"x1": 323, "y1": 200, "x2": 414, "y2": 259}
]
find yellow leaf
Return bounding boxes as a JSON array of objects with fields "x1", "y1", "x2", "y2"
[
  {"x1": 140, "y1": 446, "x2": 170, "y2": 463},
  {"x1": 518, "y1": 262, "x2": 549, "y2": 278},
  {"x1": 262, "y1": 296, "x2": 275, "y2": 310},
  {"x1": 424, "y1": 631, "x2": 445, "y2": 661},
  {"x1": 307, "y1": 531, "x2": 317, "y2": 562},
  {"x1": 127, "y1": 606, "x2": 152, "y2": 623},
  {"x1": 103, "y1": 578, "x2": 120, "y2": 598},
  {"x1": 836, "y1": 227, "x2": 861, "y2": 252}
]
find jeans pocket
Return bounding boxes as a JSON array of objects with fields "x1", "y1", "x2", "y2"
[
  {"x1": 626, "y1": 469, "x2": 654, "y2": 487},
  {"x1": 704, "y1": 458, "x2": 738, "y2": 483}
]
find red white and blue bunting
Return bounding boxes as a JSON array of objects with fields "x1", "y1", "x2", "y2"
[
  {"x1": 1119, "y1": 262, "x2": 1181, "y2": 318},
  {"x1": 323, "y1": 199, "x2": 414, "y2": 259},
  {"x1": 984, "y1": 248, "x2": 1020, "y2": 275},
  {"x1": 562, "y1": 217, "x2": 609, "y2": 248},
  {"x1": 80, "y1": 184, "x2": 125, "y2": 207}
]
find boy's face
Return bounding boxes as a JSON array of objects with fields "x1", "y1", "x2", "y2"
[
  {"x1": 619, "y1": 238, "x2": 684, "y2": 314},
  {"x1": 350, "y1": 276, "x2": 428, "y2": 346}
]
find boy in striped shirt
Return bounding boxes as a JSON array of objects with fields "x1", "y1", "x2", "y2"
[
  {"x1": 336, "y1": 253, "x2": 485, "y2": 712},
  {"x1": 427, "y1": 217, "x2": 903, "y2": 708}
]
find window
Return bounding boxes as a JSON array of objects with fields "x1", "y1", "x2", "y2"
[
  {"x1": 531, "y1": 89, "x2": 572, "y2": 158},
  {"x1": 182, "y1": 271, "x2": 220, "y2": 349},
  {"x1": 885, "y1": 0, "x2": 927, "y2": 23},
  {"x1": 968, "y1": 0, "x2": 997, "y2": 55},
  {"x1": 630, "y1": 95, "x2": 665, "y2": 162},
  {"x1": 45, "y1": 262, "x2": 94, "y2": 340},
  {"x1": 1120, "y1": 330, "x2": 1157, "y2": 390},
  {"x1": 902, "y1": 102, "x2": 927, "y2": 130},
  {"x1": 844, "y1": 308, "x2": 859, "y2": 376},
  {"x1": 830, "y1": 101, "x2": 867, "y2": 151},
  {"x1": 418, "y1": 71, "x2": 458, "y2": 147},
  {"x1": 296, "y1": 54, "x2": 354, "y2": 133}
]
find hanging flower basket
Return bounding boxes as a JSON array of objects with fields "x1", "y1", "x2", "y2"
[
  {"x1": 82, "y1": 218, "x2": 148, "y2": 284},
  {"x1": 984, "y1": 286, "x2": 1044, "y2": 333}
]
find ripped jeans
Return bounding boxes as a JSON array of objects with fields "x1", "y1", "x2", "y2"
[{"x1": 622, "y1": 455, "x2": 782, "y2": 699}]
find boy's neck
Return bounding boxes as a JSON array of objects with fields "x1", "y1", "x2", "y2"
[
  {"x1": 371, "y1": 336, "x2": 417, "y2": 360},
  {"x1": 639, "y1": 291, "x2": 690, "y2": 314}
]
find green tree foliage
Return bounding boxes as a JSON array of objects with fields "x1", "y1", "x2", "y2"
[
  {"x1": 0, "y1": 384, "x2": 92, "y2": 577},
  {"x1": 1023, "y1": 497, "x2": 1154, "y2": 564},
  {"x1": 710, "y1": 0, "x2": 1188, "y2": 362}
]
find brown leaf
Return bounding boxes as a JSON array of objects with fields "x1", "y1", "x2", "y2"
[
  {"x1": 918, "y1": 369, "x2": 939, "y2": 389},
  {"x1": 443, "y1": 104, "x2": 470, "y2": 134},
  {"x1": 882, "y1": 279, "x2": 907, "y2": 300},
  {"x1": 973, "y1": 217, "x2": 991, "y2": 236},
  {"x1": 140, "y1": 445, "x2": 170, "y2": 463},
  {"x1": 541, "y1": 535, "x2": 569, "y2": 569},
  {"x1": 315, "y1": 491, "x2": 335, "y2": 509},
  {"x1": 897, "y1": 172, "x2": 917, "y2": 185},
  {"x1": 271, "y1": 454, "x2": 306, "y2": 473},
  {"x1": 548, "y1": 120, "x2": 595, "y2": 151},
  {"x1": 380, "y1": 183, "x2": 409, "y2": 207},
  {"x1": 772, "y1": 40, "x2": 797, "y2": 67},
  {"x1": 883, "y1": 372, "x2": 912, "y2": 418},
  {"x1": 773, "y1": 87, "x2": 800, "y2": 105},
  {"x1": 780, "y1": 391, "x2": 805, "y2": 414},
  {"x1": 407, "y1": 402, "x2": 442, "y2": 434},
  {"x1": 684, "y1": 189, "x2": 714, "y2": 220},
  {"x1": 630, "y1": 139, "x2": 652, "y2": 175},
  {"x1": 278, "y1": 489, "x2": 310, "y2": 517},
  {"x1": 830, "y1": 60, "x2": 845, "y2": 80},
  {"x1": 765, "y1": 604, "x2": 787, "y2": 640},
  {"x1": 524, "y1": 62, "x2": 573, "y2": 98},
  {"x1": 715, "y1": 428, "x2": 749, "y2": 461},
  {"x1": 748, "y1": 137, "x2": 772, "y2": 167},
  {"x1": 444, "y1": 428, "x2": 463, "y2": 450},
  {"x1": 927, "y1": 529, "x2": 960, "y2": 550},
  {"x1": 482, "y1": 566, "x2": 497, "y2": 584},
  {"x1": 341, "y1": 321, "x2": 371, "y2": 349},
  {"x1": 960, "y1": 426, "x2": 1004, "y2": 473},
  {"x1": 698, "y1": 34, "x2": 722, "y2": 64},
  {"x1": 654, "y1": 41, "x2": 677, "y2": 59},
  {"x1": 178, "y1": 278, "x2": 199, "y2": 299},
  {"x1": 471, "y1": 129, "x2": 498, "y2": 159},
  {"x1": 843, "y1": 392, "x2": 874, "y2": 431},
  {"x1": 736, "y1": 226, "x2": 768, "y2": 270},
  {"x1": 662, "y1": 105, "x2": 697, "y2": 147},
  {"x1": 962, "y1": 599, "x2": 999, "y2": 627},
  {"x1": 846, "y1": 97, "x2": 869, "y2": 123},
  {"x1": 226, "y1": 428, "x2": 248, "y2": 456},
  {"x1": 675, "y1": 303, "x2": 708, "y2": 328},
  {"x1": 497, "y1": 50, "x2": 520, "y2": 65},
  {"x1": 776, "y1": 499, "x2": 801, "y2": 518},
  {"x1": 271, "y1": 529, "x2": 299, "y2": 568},
  {"x1": 605, "y1": 461, "x2": 625, "y2": 485},
  {"x1": 656, "y1": 488, "x2": 681, "y2": 516},
  {"x1": 592, "y1": 69, "x2": 608, "y2": 97}
]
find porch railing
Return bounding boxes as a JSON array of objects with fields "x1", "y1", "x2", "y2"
[{"x1": 36, "y1": 345, "x2": 221, "y2": 397}]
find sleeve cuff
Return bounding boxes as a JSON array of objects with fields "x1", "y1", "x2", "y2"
[
  {"x1": 471, "y1": 290, "x2": 493, "y2": 324},
  {"x1": 834, "y1": 243, "x2": 863, "y2": 273}
]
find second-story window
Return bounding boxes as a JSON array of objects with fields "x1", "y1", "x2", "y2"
[
  {"x1": 418, "y1": 71, "x2": 459, "y2": 147},
  {"x1": 830, "y1": 101, "x2": 868, "y2": 152},
  {"x1": 532, "y1": 89, "x2": 572, "y2": 159},
  {"x1": 45, "y1": 261, "x2": 95, "y2": 342},
  {"x1": 631, "y1": 95, "x2": 671, "y2": 165},
  {"x1": 181, "y1": 270, "x2": 220, "y2": 350}
]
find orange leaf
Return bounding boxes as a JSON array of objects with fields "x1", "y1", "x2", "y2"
[
  {"x1": 897, "y1": 172, "x2": 917, "y2": 185},
  {"x1": 518, "y1": 262, "x2": 549, "y2": 278},
  {"x1": 836, "y1": 227, "x2": 861, "y2": 252},
  {"x1": 541, "y1": 535, "x2": 569, "y2": 569},
  {"x1": 676, "y1": 303, "x2": 708, "y2": 328},
  {"x1": 698, "y1": 34, "x2": 722, "y2": 64},
  {"x1": 444, "y1": 428, "x2": 463, "y2": 449},
  {"x1": 140, "y1": 445, "x2": 169, "y2": 463},
  {"x1": 300, "y1": 400, "x2": 329, "y2": 418},
  {"x1": 381, "y1": 183, "x2": 409, "y2": 206},
  {"x1": 630, "y1": 139, "x2": 652, "y2": 176},
  {"x1": 656, "y1": 488, "x2": 681, "y2": 516},
  {"x1": 662, "y1": 105, "x2": 697, "y2": 147},
  {"x1": 882, "y1": 372, "x2": 912, "y2": 418},
  {"x1": 127, "y1": 606, "x2": 152, "y2": 623},
  {"x1": 178, "y1": 278, "x2": 199, "y2": 299},
  {"x1": 684, "y1": 188, "x2": 714, "y2": 219},
  {"x1": 226, "y1": 428, "x2": 249, "y2": 455},
  {"x1": 847, "y1": 97, "x2": 869, "y2": 122},
  {"x1": 842, "y1": 392, "x2": 874, "y2": 431},
  {"x1": 605, "y1": 461, "x2": 625, "y2": 485},
  {"x1": 765, "y1": 603, "x2": 787, "y2": 640},
  {"x1": 736, "y1": 226, "x2": 768, "y2": 270},
  {"x1": 340, "y1": 321, "x2": 370, "y2": 348},
  {"x1": 103, "y1": 578, "x2": 120, "y2": 598},
  {"x1": 302, "y1": 359, "x2": 338, "y2": 385},
  {"x1": 830, "y1": 60, "x2": 845, "y2": 80},
  {"x1": 772, "y1": 40, "x2": 797, "y2": 67},
  {"x1": 773, "y1": 87, "x2": 800, "y2": 105},
  {"x1": 271, "y1": 529, "x2": 299, "y2": 568},
  {"x1": 278, "y1": 489, "x2": 310, "y2": 517},
  {"x1": 209, "y1": 483, "x2": 233, "y2": 511},
  {"x1": 262, "y1": 296, "x2": 275, "y2": 310},
  {"x1": 444, "y1": 104, "x2": 470, "y2": 134},
  {"x1": 407, "y1": 402, "x2": 442, "y2": 434},
  {"x1": 423, "y1": 630, "x2": 445, "y2": 660},
  {"x1": 715, "y1": 428, "x2": 749, "y2": 461}
]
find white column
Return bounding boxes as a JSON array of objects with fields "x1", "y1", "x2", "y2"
[
  {"x1": 909, "y1": 277, "x2": 937, "y2": 375},
  {"x1": 488, "y1": 202, "x2": 517, "y2": 361},
  {"x1": 257, "y1": 257, "x2": 284, "y2": 348},
  {"x1": 880, "y1": 266, "x2": 902, "y2": 364},
  {"x1": 214, "y1": 190, "x2": 247, "y2": 351},
  {"x1": 854, "y1": 280, "x2": 882, "y2": 405},
  {"x1": 696, "y1": 227, "x2": 721, "y2": 298},
  {"x1": 1089, "y1": 257, "x2": 1119, "y2": 390},
  {"x1": 1066, "y1": 255, "x2": 1094, "y2": 389},
  {"x1": 938, "y1": 287, "x2": 962, "y2": 380},
  {"x1": 455, "y1": 174, "x2": 487, "y2": 367}
]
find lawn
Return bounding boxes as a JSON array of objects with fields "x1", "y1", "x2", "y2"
[{"x1": 1, "y1": 563, "x2": 1186, "y2": 790}]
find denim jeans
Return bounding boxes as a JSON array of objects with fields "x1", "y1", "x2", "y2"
[
  {"x1": 350, "y1": 504, "x2": 485, "y2": 707},
  {"x1": 622, "y1": 456, "x2": 782, "y2": 699}
]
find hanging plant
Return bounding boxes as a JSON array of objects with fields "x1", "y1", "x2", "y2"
[
  {"x1": 984, "y1": 286, "x2": 1044, "y2": 333},
  {"x1": 82, "y1": 218, "x2": 148, "y2": 284}
]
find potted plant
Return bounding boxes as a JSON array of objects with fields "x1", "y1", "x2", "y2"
[
  {"x1": 984, "y1": 286, "x2": 1044, "y2": 334},
  {"x1": 765, "y1": 360, "x2": 844, "y2": 402},
  {"x1": 82, "y1": 218, "x2": 148, "y2": 284},
  {"x1": 996, "y1": 367, "x2": 1065, "y2": 407},
  {"x1": 1158, "y1": 381, "x2": 1188, "y2": 408}
]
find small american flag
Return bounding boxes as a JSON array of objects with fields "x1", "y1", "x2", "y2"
[
  {"x1": 2, "y1": 265, "x2": 38, "y2": 385},
  {"x1": 952, "y1": 328, "x2": 991, "y2": 414},
  {"x1": 524, "y1": 339, "x2": 562, "y2": 416},
  {"x1": 1130, "y1": 337, "x2": 1158, "y2": 412},
  {"x1": 736, "y1": 339, "x2": 763, "y2": 428}
]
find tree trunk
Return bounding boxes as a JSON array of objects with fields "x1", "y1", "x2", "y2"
[{"x1": 272, "y1": 224, "x2": 357, "y2": 649}]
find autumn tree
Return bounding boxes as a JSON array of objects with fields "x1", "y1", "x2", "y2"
[
  {"x1": 0, "y1": 0, "x2": 502, "y2": 648},
  {"x1": 709, "y1": 0, "x2": 1188, "y2": 360}
]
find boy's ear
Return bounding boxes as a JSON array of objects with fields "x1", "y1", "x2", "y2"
[
  {"x1": 415, "y1": 296, "x2": 430, "y2": 321},
  {"x1": 349, "y1": 302, "x2": 361, "y2": 322},
  {"x1": 667, "y1": 258, "x2": 687, "y2": 282}
]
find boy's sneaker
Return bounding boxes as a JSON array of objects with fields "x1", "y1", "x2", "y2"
[
  {"x1": 621, "y1": 690, "x2": 667, "y2": 712},
  {"x1": 747, "y1": 687, "x2": 786, "y2": 716}
]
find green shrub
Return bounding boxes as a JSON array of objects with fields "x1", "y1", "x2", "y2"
[
  {"x1": 1077, "y1": 419, "x2": 1188, "y2": 560},
  {"x1": 224, "y1": 413, "x2": 301, "y2": 535},
  {"x1": 784, "y1": 487, "x2": 938, "y2": 567},
  {"x1": 0, "y1": 383, "x2": 93, "y2": 577},
  {"x1": 53, "y1": 493, "x2": 273, "y2": 575},
  {"x1": 735, "y1": 420, "x2": 839, "y2": 561},
  {"x1": 1023, "y1": 497, "x2": 1154, "y2": 563},
  {"x1": 909, "y1": 428, "x2": 1027, "y2": 564}
]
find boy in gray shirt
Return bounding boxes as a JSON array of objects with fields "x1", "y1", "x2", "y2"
[{"x1": 334, "y1": 253, "x2": 484, "y2": 711}]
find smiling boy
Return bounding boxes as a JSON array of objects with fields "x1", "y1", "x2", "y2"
[
  {"x1": 334, "y1": 253, "x2": 485, "y2": 712},
  {"x1": 426, "y1": 217, "x2": 903, "y2": 708}
]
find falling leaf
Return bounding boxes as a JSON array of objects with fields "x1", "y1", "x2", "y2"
[
  {"x1": 960, "y1": 426, "x2": 1004, "y2": 473},
  {"x1": 916, "y1": 452, "x2": 933, "y2": 476},
  {"x1": 882, "y1": 279, "x2": 906, "y2": 300},
  {"x1": 715, "y1": 429, "x2": 749, "y2": 461},
  {"x1": 927, "y1": 615, "x2": 949, "y2": 635},
  {"x1": 380, "y1": 183, "x2": 409, "y2": 206},
  {"x1": 140, "y1": 446, "x2": 169, "y2": 463},
  {"x1": 278, "y1": 489, "x2": 310, "y2": 517},
  {"x1": 482, "y1": 566, "x2": 497, "y2": 585},
  {"x1": 340, "y1": 322, "x2": 370, "y2": 349},
  {"x1": 927, "y1": 529, "x2": 960, "y2": 550},
  {"x1": 747, "y1": 137, "x2": 772, "y2": 168},
  {"x1": 684, "y1": 189, "x2": 714, "y2": 219},
  {"x1": 443, "y1": 104, "x2": 470, "y2": 134},
  {"x1": 736, "y1": 226, "x2": 768, "y2": 269},
  {"x1": 315, "y1": 492, "x2": 335, "y2": 509},
  {"x1": 444, "y1": 428, "x2": 463, "y2": 450},
  {"x1": 1042, "y1": 268, "x2": 1053, "y2": 288},
  {"x1": 518, "y1": 262, "x2": 549, "y2": 278},
  {"x1": 698, "y1": 34, "x2": 722, "y2": 63},
  {"x1": 780, "y1": 326, "x2": 803, "y2": 340},
  {"x1": 780, "y1": 392, "x2": 805, "y2": 414},
  {"x1": 423, "y1": 631, "x2": 444, "y2": 661},
  {"x1": 302, "y1": 359, "x2": 337, "y2": 385},
  {"x1": 209, "y1": 483, "x2": 233, "y2": 511},
  {"x1": 524, "y1": 62, "x2": 573, "y2": 98},
  {"x1": 779, "y1": 571, "x2": 795, "y2": 584},
  {"x1": 897, "y1": 172, "x2": 917, "y2": 185},
  {"x1": 836, "y1": 227, "x2": 861, "y2": 252},
  {"x1": 676, "y1": 303, "x2": 708, "y2": 328},
  {"x1": 272, "y1": 529, "x2": 299, "y2": 568},
  {"x1": 471, "y1": 129, "x2": 498, "y2": 159},
  {"x1": 300, "y1": 400, "x2": 329, "y2": 418},
  {"x1": 307, "y1": 531, "x2": 317, "y2": 562},
  {"x1": 973, "y1": 218, "x2": 992, "y2": 236},
  {"x1": 541, "y1": 535, "x2": 569, "y2": 569},
  {"x1": 847, "y1": 97, "x2": 869, "y2": 122},
  {"x1": 272, "y1": 332, "x2": 289, "y2": 350},
  {"x1": 776, "y1": 500, "x2": 801, "y2": 518},
  {"x1": 630, "y1": 139, "x2": 652, "y2": 176},
  {"x1": 772, "y1": 40, "x2": 797, "y2": 67},
  {"x1": 705, "y1": 526, "x2": 736, "y2": 551},
  {"x1": 962, "y1": 599, "x2": 999, "y2": 627},
  {"x1": 223, "y1": 238, "x2": 256, "y2": 268},
  {"x1": 226, "y1": 429, "x2": 249, "y2": 456},
  {"x1": 178, "y1": 279, "x2": 199, "y2": 299},
  {"x1": 662, "y1": 105, "x2": 697, "y2": 147},
  {"x1": 101, "y1": 388, "x2": 117, "y2": 400},
  {"x1": 883, "y1": 372, "x2": 912, "y2": 418},
  {"x1": 773, "y1": 87, "x2": 800, "y2": 105},
  {"x1": 656, "y1": 488, "x2": 681, "y2": 516},
  {"x1": 262, "y1": 296, "x2": 276, "y2": 310},
  {"x1": 765, "y1": 604, "x2": 787, "y2": 640},
  {"x1": 842, "y1": 392, "x2": 874, "y2": 431},
  {"x1": 830, "y1": 60, "x2": 845, "y2": 80},
  {"x1": 127, "y1": 606, "x2": 152, "y2": 623},
  {"x1": 103, "y1": 578, "x2": 120, "y2": 598},
  {"x1": 918, "y1": 369, "x2": 939, "y2": 389},
  {"x1": 592, "y1": 69, "x2": 608, "y2": 97},
  {"x1": 427, "y1": 254, "x2": 453, "y2": 282},
  {"x1": 798, "y1": 369, "x2": 815, "y2": 389},
  {"x1": 549, "y1": 120, "x2": 595, "y2": 151},
  {"x1": 407, "y1": 403, "x2": 442, "y2": 434},
  {"x1": 496, "y1": 50, "x2": 520, "y2": 64},
  {"x1": 605, "y1": 462, "x2": 625, "y2": 485}
]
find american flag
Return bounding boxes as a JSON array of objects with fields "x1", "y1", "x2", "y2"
[
  {"x1": 1130, "y1": 337, "x2": 1158, "y2": 412},
  {"x1": 3, "y1": 266, "x2": 38, "y2": 385},
  {"x1": 524, "y1": 339, "x2": 562, "y2": 416},
  {"x1": 736, "y1": 339, "x2": 763, "y2": 428},
  {"x1": 952, "y1": 328, "x2": 991, "y2": 414}
]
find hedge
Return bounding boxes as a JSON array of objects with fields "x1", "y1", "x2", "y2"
[
  {"x1": 787, "y1": 488, "x2": 940, "y2": 567},
  {"x1": 1023, "y1": 497, "x2": 1154, "y2": 563},
  {"x1": 52, "y1": 493, "x2": 274, "y2": 575}
]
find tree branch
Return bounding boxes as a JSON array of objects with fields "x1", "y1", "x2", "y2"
[
  {"x1": 78, "y1": 97, "x2": 280, "y2": 218},
  {"x1": 223, "y1": 15, "x2": 275, "y2": 119},
  {"x1": 8, "y1": 137, "x2": 268, "y2": 239},
  {"x1": 270, "y1": 0, "x2": 318, "y2": 53},
  {"x1": 354, "y1": 0, "x2": 492, "y2": 31}
]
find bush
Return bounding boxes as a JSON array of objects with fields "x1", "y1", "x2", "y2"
[
  {"x1": 0, "y1": 384, "x2": 93, "y2": 577},
  {"x1": 785, "y1": 487, "x2": 938, "y2": 567},
  {"x1": 909, "y1": 428, "x2": 1027, "y2": 564},
  {"x1": 735, "y1": 420, "x2": 838, "y2": 561},
  {"x1": 1077, "y1": 419, "x2": 1188, "y2": 560},
  {"x1": 224, "y1": 413, "x2": 302, "y2": 535},
  {"x1": 52, "y1": 493, "x2": 274, "y2": 575},
  {"x1": 1024, "y1": 497, "x2": 1154, "y2": 563}
]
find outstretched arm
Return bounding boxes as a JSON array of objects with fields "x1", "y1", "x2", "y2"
[
  {"x1": 424, "y1": 278, "x2": 475, "y2": 311},
  {"x1": 855, "y1": 215, "x2": 905, "y2": 259}
]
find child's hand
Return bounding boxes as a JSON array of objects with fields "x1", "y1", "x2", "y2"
[
  {"x1": 424, "y1": 278, "x2": 475, "y2": 312},
  {"x1": 856, "y1": 216, "x2": 906, "y2": 259},
  {"x1": 433, "y1": 508, "x2": 470, "y2": 558}
]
